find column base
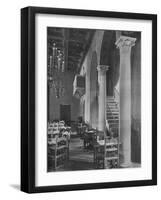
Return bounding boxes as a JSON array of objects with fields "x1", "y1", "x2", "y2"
[{"x1": 120, "y1": 162, "x2": 133, "y2": 168}]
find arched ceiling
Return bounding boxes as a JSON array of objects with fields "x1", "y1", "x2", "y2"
[{"x1": 47, "y1": 27, "x2": 95, "y2": 72}]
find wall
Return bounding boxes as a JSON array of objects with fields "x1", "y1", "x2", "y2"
[
  {"x1": 49, "y1": 70, "x2": 80, "y2": 122},
  {"x1": 1, "y1": 0, "x2": 160, "y2": 200}
]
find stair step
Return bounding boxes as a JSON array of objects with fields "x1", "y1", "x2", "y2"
[
  {"x1": 107, "y1": 103, "x2": 117, "y2": 108},
  {"x1": 107, "y1": 99, "x2": 115, "y2": 101},
  {"x1": 107, "y1": 106, "x2": 118, "y2": 108},
  {"x1": 107, "y1": 113, "x2": 119, "y2": 115},
  {"x1": 111, "y1": 126, "x2": 119, "y2": 129},
  {"x1": 107, "y1": 114, "x2": 119, "y2": 116},
  {"x1": 110, "y1": 126, "x2": 119, "y2": 129},
  {"x1": 107, "y1": 110, "x2": 119, "y2": 112},
  {"x1": 110, "y1": 129, "x2": 119, "y2": 133},
  {"x1": 107, "y1": 99, "x2": 115, "y2": 100},
  {"x1": 110, "y1": 127, "x2": 119, "y2": 130},
  {"x1": 107, "y1": 104, "x2": 116, "y2": 106},
  {"x1": 107, "y1": 120, "x2": 119, "y2": 123},
  {"x1": 107, "y1": 107, "x2": 116, "y2": 109},
  {"x1": 110, "y1": 128, "x2": 119, "y2": 131},
  {"x1": 108, "y1": 122, "x2": 119, "y2": 125},
  {"x1": 107, "y1": 117, "x2": 119, "y2": 120},
  {"x1": 107, "y1": 112, "x2": 119, "y2": 115},
  {"x1": 107, "y1": 110, "x2": 118, "y2": 112},
  {"x1": 109, "y1": 122, "x2": 119, "y2": 125},
  {"x1": 107, "y1": 104, "x2": 118, "y2": 107},
  {"x1": 106, "y1": 110, "x2": 119, "y2": 114},
  {"x1": 108, "y1": 123, "x2": 119, "y2": 126},
  {"x1": 107, "y1": 108, "x2": 118, "y2": 110},
  {"x1": 106, "y1": 148, "x2": 118, "y2": 152},
  {"x1": 107, "y1": 109, "x2": 119, "y2": 112},
  {"x1": 107, "y1": 114, "x2": 119, "y2": 117},
  {"x1": 107, "y1": 115, "x2": 119, "y2": 117},
  {"x1": 105, "y1": 156, "x2": 119, "y2": 160},
  {"x1": 108, "y1": 119, "x2": 119, "y2": 122},
  {"x1": 110, "y1": 125, "x2": 119, "y2": 128},
  {"x1": 111, "y1": 131, "x2": 118, "y2": 135}
]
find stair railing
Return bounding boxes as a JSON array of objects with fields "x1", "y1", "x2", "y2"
[
  {"x1": 106, "y1": 101, "x2": 115, "y2": 133},
  {"x1": 114, "y1": 87, "x2": 120, "y2": 108},
  {"x1": 106, "y1": 99, "x2": 120, "y2": 167},
  {"x1": 113, "y1": 88, "x2": 120, "y2": 167}
]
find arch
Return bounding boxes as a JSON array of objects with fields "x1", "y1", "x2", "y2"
[
  {"x1": 90, "y1": 51, "x2": 98, "y2": 129},
  {"x1": 100, "y1": 31, "x2": 120, "y2": 96}
]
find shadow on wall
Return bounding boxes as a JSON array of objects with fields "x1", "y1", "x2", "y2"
[{"x1": 131, "y1": 117, "x2": 141, "y2": 163}]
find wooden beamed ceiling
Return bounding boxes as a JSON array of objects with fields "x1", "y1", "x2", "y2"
[{"x1": 47, "y1": 27, "x2": 95, "y2": 72}]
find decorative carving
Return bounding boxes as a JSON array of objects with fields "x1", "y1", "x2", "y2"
[
  {"x1": 74, "y1": 88, "x2": 85, "y2": 99},
  {"x1": 97, "y1": 65, "x2": 109, "y2": 73},
  {"x1": 73, "y1": 75, "x2": 85, "y2": 98},
  {"x1": 115, "y1": 36, "x2": 136, "y2": 49}
]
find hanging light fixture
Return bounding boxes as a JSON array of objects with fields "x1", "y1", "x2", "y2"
[{"x1": 48, "y1": 42, "x2": 65, "y2": 98}]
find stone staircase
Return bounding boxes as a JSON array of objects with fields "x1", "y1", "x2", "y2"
[{"x1": 106, "y1": 96, "x2": 119, "y2": 137}]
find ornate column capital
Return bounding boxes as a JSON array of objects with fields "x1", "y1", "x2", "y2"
[
  {"x1": 115, "y1": 36, "x2": 136, "y2": 49},
  {"x1": 97, "y1": 65, "x2": 109, "y2": 74}
]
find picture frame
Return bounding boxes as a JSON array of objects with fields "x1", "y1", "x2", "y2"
[{"x1": 21, "y1": 6, "x2": 157, "y2": 193}]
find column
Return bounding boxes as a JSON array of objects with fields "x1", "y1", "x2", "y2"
[
  {"x1": 85, "y1": 72, "x2": 90, "y2": 124},
  {"x1": 97, "y1": 65, "x2": 109, "y2": 133},
  {"x1": 115, "y1": 36, "x2": 136, "y2": 167}
]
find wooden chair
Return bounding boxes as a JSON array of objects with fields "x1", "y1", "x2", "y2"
[
  {"x1": 48, "y1": 136, "x2": 69, "y2": 171},
  {"x1": 94, "y1": 137, "x2": 120, "y2": 169},
  {"x1": 83, "y1": 129, "x2": 97, "y2": 150}
]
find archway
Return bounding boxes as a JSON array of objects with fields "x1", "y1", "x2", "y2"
[
  {"x1": 100, "y1": 31, "x2": 120, "y2": 96},
  {"x1": 90, "y1": 51, "x2": 98, "y2": 129}
]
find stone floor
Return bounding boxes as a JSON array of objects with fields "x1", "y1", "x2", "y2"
[
  {"x1": 57, "y1": 137, "x2": 95, "y2": 171},
  {"x1": 69, "y1": 137, "x2": 94, "y2": 163},
  {"x1": 48, "y1": 136, "x2": 141, "y2": 172}
]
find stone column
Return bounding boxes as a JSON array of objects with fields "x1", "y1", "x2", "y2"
[
  {"x1": 85, "y1": 72, "x2": 90, "y2": 124},
  {"x1": 115, "y1": 36, "x2": 136, "y2": 167},
  {"x1": 97, "y1": 65, "x2": 109, "y2": 133}
]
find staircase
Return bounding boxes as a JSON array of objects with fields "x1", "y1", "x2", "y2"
[{"x1": 106, "y1": 96, "x2": 119, "y2": 138}]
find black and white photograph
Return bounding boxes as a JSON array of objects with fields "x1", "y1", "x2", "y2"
[
  {"x1": 47, "y1": 27, "x2": 141, "y2": 172},
  {"x1": 20, "y1": 6, "x2": 157, "y2": 193}
]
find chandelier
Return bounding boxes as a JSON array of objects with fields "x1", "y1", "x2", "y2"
[{"x1": 48, "y1": 43, "x2": 65, "y2": 99}]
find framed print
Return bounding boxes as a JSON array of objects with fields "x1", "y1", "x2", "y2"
[{"x1": 21, "y1": 6, "x2": 157, "y2": 193}]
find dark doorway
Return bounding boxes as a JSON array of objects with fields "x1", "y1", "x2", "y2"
[{"x1": 60, "y1": 104, "x2": 71, "y2": 125}]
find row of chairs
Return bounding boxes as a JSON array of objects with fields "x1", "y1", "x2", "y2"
[
  {"x1": 48, "y1": 120, "x2": 65, "y2": 130},
  {"x1": 48, "y1": 120, "x2": 71, "y2": 140}
]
